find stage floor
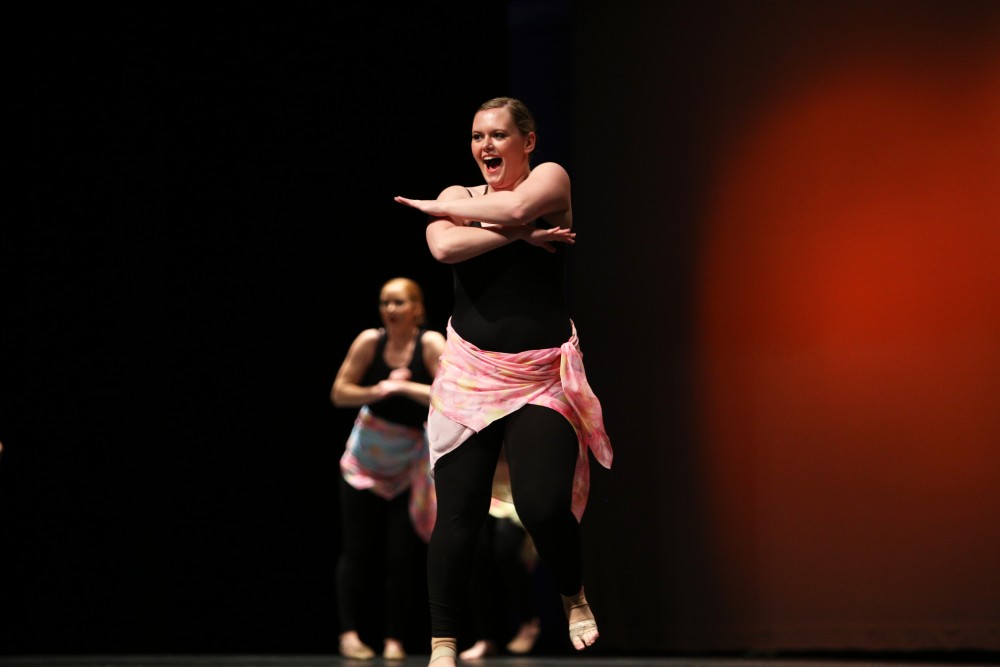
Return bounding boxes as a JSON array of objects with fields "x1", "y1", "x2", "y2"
[{"x1": 1, "y1": 655, "x2": 998, "y2": 667}]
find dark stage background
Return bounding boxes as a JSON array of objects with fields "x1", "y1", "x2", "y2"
[
  {"x1": 3, "y1": 0, "x2": 999, "y2": 659},
  {"x1": 2, "y1": 3, "x2": 500, "y2": 654}
]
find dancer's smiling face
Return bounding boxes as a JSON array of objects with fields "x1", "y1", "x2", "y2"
[{"x1": 471, "y1": 107, "x2": 535, "y2": 191}]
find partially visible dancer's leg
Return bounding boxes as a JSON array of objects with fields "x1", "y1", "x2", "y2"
[
  {"x1": 383, "y1": 491, "x2": 413, "y2": 660},
  {"x1": 459, "y1": 517, "x2": 499, "y2": 659},
  {"x1": 495, "y1": 517, "x2": 540, "y2": 654},
  {"x1": 505, "y1": 404, "x2": 599, "y2": 651},
  {"x1": 336, "y1": 478, "x2": 381, "y2": 659}
]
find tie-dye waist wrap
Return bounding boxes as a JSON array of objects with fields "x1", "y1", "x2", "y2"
[
  {"x1": 340, "y1": 405, "x2": 436, "y2": 542},
  {"x1": 427, "y1": 319, "x2": 613, "y2": 522}
]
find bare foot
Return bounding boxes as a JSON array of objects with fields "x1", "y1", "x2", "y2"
[
  {"x1": 338, "y1": 631, "x2": 375, "y2": 660},
  {"x1": 383, "y1": 638, "x2": 406, "y2": 660},
  {"x1": 506, "y1": 618, "x2": 541, "y2": 654},
  {"x1": 459, "y1": 639, "x2": 497, "y2": 659}
]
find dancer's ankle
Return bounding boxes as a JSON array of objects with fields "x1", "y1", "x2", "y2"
[
  {"x1": 429, "y1": 637, "x2": 458, "y2": 666},
  {"x1": 562, "y1": 586, "x2": 587, "y2": 610}
]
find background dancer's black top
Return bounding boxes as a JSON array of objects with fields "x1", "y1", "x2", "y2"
[{"x1": 359, "y1": 330, "x2": 433, "y2": 427}]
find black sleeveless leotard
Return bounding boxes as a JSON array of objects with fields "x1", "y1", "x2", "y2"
[{"x1": 450, "y1": 186, "x2": 571, "y2": 353}]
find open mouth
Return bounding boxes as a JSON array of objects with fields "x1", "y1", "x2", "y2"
[{"x1": 484, "y1": 156, "x2": 502, "y2": 172}]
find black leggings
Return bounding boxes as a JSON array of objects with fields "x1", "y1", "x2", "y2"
[
  {"x1": 427, "y1": 404, "x2": 580, "y2": 638},
  {"x1": 336, "y1": 476, "x2": 414, "y2": 638}
]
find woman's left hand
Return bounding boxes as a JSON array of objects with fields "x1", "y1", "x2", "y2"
[{"x1": 522, "y1": 225, "x2": 576, "y2": 253}]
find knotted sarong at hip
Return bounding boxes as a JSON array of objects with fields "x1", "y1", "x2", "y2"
[{"x1": 427, "y1": 319, "x2": 613, "y2": 522}]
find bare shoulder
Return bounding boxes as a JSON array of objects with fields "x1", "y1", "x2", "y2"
[
  {"x1": 358, "y1": 327, "x2": 382, "y2": 342},
  {"x1": 421, "y1": 329, "x2": 447, "y2": 373},
  {"x1": 527, "y1": 162, "x2": 572, "y2": 227},
  {"x1": 350, "y1": 328, "x2": 382, "y2": 353},
  {"x1": 421, "y1": 329, "x2": 447, "y2": 348},
  {"x1": 530, "y1": 162, "x2": 570, "y2": 181},
  {"x1": 336, "y1": 328, "x2": 381, "y2": 378}
]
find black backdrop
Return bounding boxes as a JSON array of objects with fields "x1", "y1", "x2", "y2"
[{"x1": 2, "y1": 4, "x2": 515, "y2": 654}]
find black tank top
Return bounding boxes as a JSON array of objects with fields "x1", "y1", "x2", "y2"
[
  {"x1": 360, "y1": 330, "x2": 433, "y2": 428},
  {"x1": 451, "y1": 187, "x2": 571, "y2": 353}
]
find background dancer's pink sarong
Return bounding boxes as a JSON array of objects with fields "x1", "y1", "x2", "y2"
[{"x1": 341, "y1": 405, "x2": 437, "y2": 542}]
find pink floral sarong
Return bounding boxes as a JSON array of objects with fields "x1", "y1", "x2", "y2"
[
  {"x1": 427, "y1": 319, "x2": 613, "y2": 522},
  {"x1": 341, "y1": 405, "x2": 437, "y2": 542}
]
